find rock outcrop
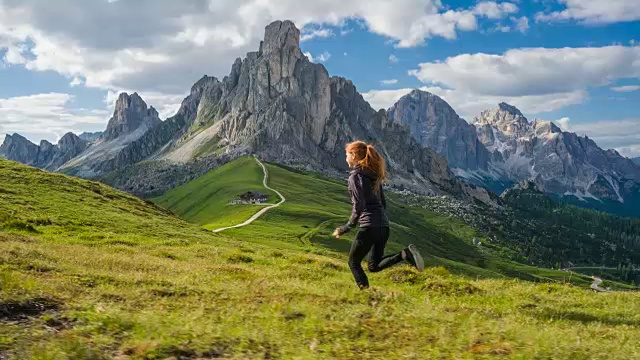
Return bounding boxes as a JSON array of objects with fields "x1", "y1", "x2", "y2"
[{"x1": 102, "y1": 93, "x2": 161, "y2": 141}]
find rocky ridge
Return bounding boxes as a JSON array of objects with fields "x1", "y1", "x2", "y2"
[
  {"x1": 472, "y1": 103, "x2": 640, "y2": 204},
  {"x1": 0, "y1": 132, "x2": 88, "y2": 171}
]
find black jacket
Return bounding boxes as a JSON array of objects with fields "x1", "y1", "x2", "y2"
[{"x1": 346, "y1": 166, "x2": 389, "y2": 228}]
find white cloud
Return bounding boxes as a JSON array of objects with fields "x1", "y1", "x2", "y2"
[
  {"x1": 536, "y1": 0, "x2": 640, "y2": 24},
  {"x1": 0, "y1": 93, "x2": 109, "y2": 144},
  {"x1": 611, "y1": 85, "x2": 640, "y2": 92},
  {"x1": 0, "y1": 0, "x2": 502, "y2": 100},
  {"x1": 316, "y1": 51, "x2": 331, "y2": 62},
  {"x1": 616, "y1": 145, "x2": 640, "y2": 158},
  {"x1": 69, "y1": 76, "x2": 83, "y2": 87},
  {"x1": 513, "y1": 16, "x2": 529, "y2": 32},
  {"x1": 303, "y1": 51, "x2": 330, "y2": 63},
  {"x1": 361, "y1": 86, "x2": 586, "y2": 117},
  {"x1": 556, "y1": 117, "x2": 571, "y2": 130},
  {"x1": 380, "y1": 79, "x2": 399, "y2": 85},
  {"x1": 389, "y1": 54, "x2": 399, "y2": 63},
  {"x1": 473, "y1": 2, "x2": 519, "y2": 19},
  {"x1": 554, "y1": 117, "x2": 640, "y2": 157},
  {"x1": 303, "y1": 52, "x2": 314, "y2": 62},
  {"x1": 300, "y1": 28, "x2": 334, "y2": 42},
  {"x1": 409, "y1": 45, "x2": 640, "y2": 97},
  {"x1": 494, "y1": 24, "x2": 512, "y2": 32}
]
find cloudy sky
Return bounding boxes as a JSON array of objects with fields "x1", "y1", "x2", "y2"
[{"x1": 1, "y1": 0, "x2": 639, "y2": 157}]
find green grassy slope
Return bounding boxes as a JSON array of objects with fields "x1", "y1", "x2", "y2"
[
  {"x1": 153, "y1": 157, "x2": 278, "y2": 229},
  {"x1": 3, "y1": 158, "x2": 640, "y2": 359},
  {"x1": 162, "y1": 158, "x2": 614, "y2": 287}
]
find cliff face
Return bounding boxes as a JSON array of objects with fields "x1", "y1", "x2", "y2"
[{"x1": 388, "y1": 90, "x2": 492, "y2": 170}]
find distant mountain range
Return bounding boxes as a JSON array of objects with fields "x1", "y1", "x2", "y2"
[
  {"x1": 1, "y1": 20, "x2": 638, "y2": 216},
  {"x1": 387, "y1": 91, "x2": 640, "y2": 216}
]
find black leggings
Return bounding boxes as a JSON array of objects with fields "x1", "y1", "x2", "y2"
[{"x1": 348, "y1": 227, "x2": 403, "y2": 288}]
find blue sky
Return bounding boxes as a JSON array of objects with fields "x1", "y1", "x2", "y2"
[{"x1": 1, "y1": 0, "x2": 639, "y2": 156}]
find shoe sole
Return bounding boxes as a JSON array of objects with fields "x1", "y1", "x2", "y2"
[{"x1": 408, "y1": 244, "x2": 425, "y2": 272}]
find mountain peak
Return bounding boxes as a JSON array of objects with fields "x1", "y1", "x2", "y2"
[
  {"x1": 409, "y1": 88, "x2": 430, "y2": 96},
  {"x1": 191, "y1": 75, "x2": 219, "y2": 91},
  {"x1": 115, "y1": 92, "x2": 147, "y2": 112},
  {"x1": 389, "y1": 88, "x2": 491, "y2": 170},
  {"x1": 262, "y1": 20, "x2": 300, "y2": 54},
  {"x1": 103, "y1": 92, "x2": 161, "y2": 141},
  {"x1": 474, "y1": 103, "x2": 530, "y2": 136},
  {"x1": 0, "y1": 133, "x2": 39, "y2": 163},
  {"x1": 498, "y1": 102, "x2": 523, "y2": 116}
]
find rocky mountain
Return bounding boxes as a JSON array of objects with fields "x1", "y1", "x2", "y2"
[
  {"x1": 633, "y1": 157, "x2": 640, "y2": 165},
  {"x1": 94, "y1": 20, "x2": 493, "y2": 201},
  {"x1": 0, "y1": 134, "x2": 39, "y2": 164},
  {"x1": 473, "y1": 103, "x2": 640, "y2": 209},
  {"x1": 78, "y1": 132, "x2": 103, "y2": 143},
  {"x1": 388, "y1": 90, "x2": 494, "y2": 170},
  {"x1": 1, "y1": 20, "x2": 495, "y2": 202},
  {"x1": 102, "y1": 93, "x2": 161, "y2": 141},
  {"x1": 0, "y1": 132, "x2": 88, "y2": 170},
  {"x1": 59, "y1": 92, "x2": 162, "y2": 177}
]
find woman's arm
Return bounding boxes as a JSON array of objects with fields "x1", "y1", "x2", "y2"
[
  {"x1": 347, "y1": 174, "x2": 365, "y2": 227},
  {"x1": 380, "y1": 184, "x2": 386, "y2": 209},
  {"x1": 335, "y1": 174, "x2": 364, "y2": 237}
]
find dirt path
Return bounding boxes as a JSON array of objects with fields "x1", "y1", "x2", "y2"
[
  {"x1": 212, "y1": 157, "x2": 285, "y2": 233},
  {"x1": 590, "y1": 277, "x2": 607, "y2": 292}
]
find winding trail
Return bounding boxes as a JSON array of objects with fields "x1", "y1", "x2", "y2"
[
  {"x1": 590, "y1": 277, "x2": 607, "y2": 292},
  {"x1": 212, "y1": 157, "x2": 285, "y2": 233},
  {"x1": 561, "y1": 268, "x2": 609, "y2": 292}
]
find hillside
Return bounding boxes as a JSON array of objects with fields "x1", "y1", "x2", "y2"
[
  {"x1": 152, "y1": 157, "x2": 633, "y2": 286},
  {"x1": 153, "y1": 157, "x2": 279, "y2": 230},
  {"x1": 2, "y1": 158, "x2": 640, "y2": 359}
]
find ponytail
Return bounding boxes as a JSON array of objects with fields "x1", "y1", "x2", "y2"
[{"x1": 345, "y1": 141, "x2": 387, "y2": 194}]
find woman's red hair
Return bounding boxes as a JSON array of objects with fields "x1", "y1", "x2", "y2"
[{"x1": 346, "y1": 141, "x2": 386, "y2": 193}]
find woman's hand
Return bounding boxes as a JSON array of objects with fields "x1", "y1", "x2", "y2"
[{"x1": 332, "y1": 225, "x2": 351, "y2": 239}]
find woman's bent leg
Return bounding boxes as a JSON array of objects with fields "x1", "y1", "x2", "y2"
[{"x1": 368, "y1": 227, "x2": 403, "y2": 272}]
